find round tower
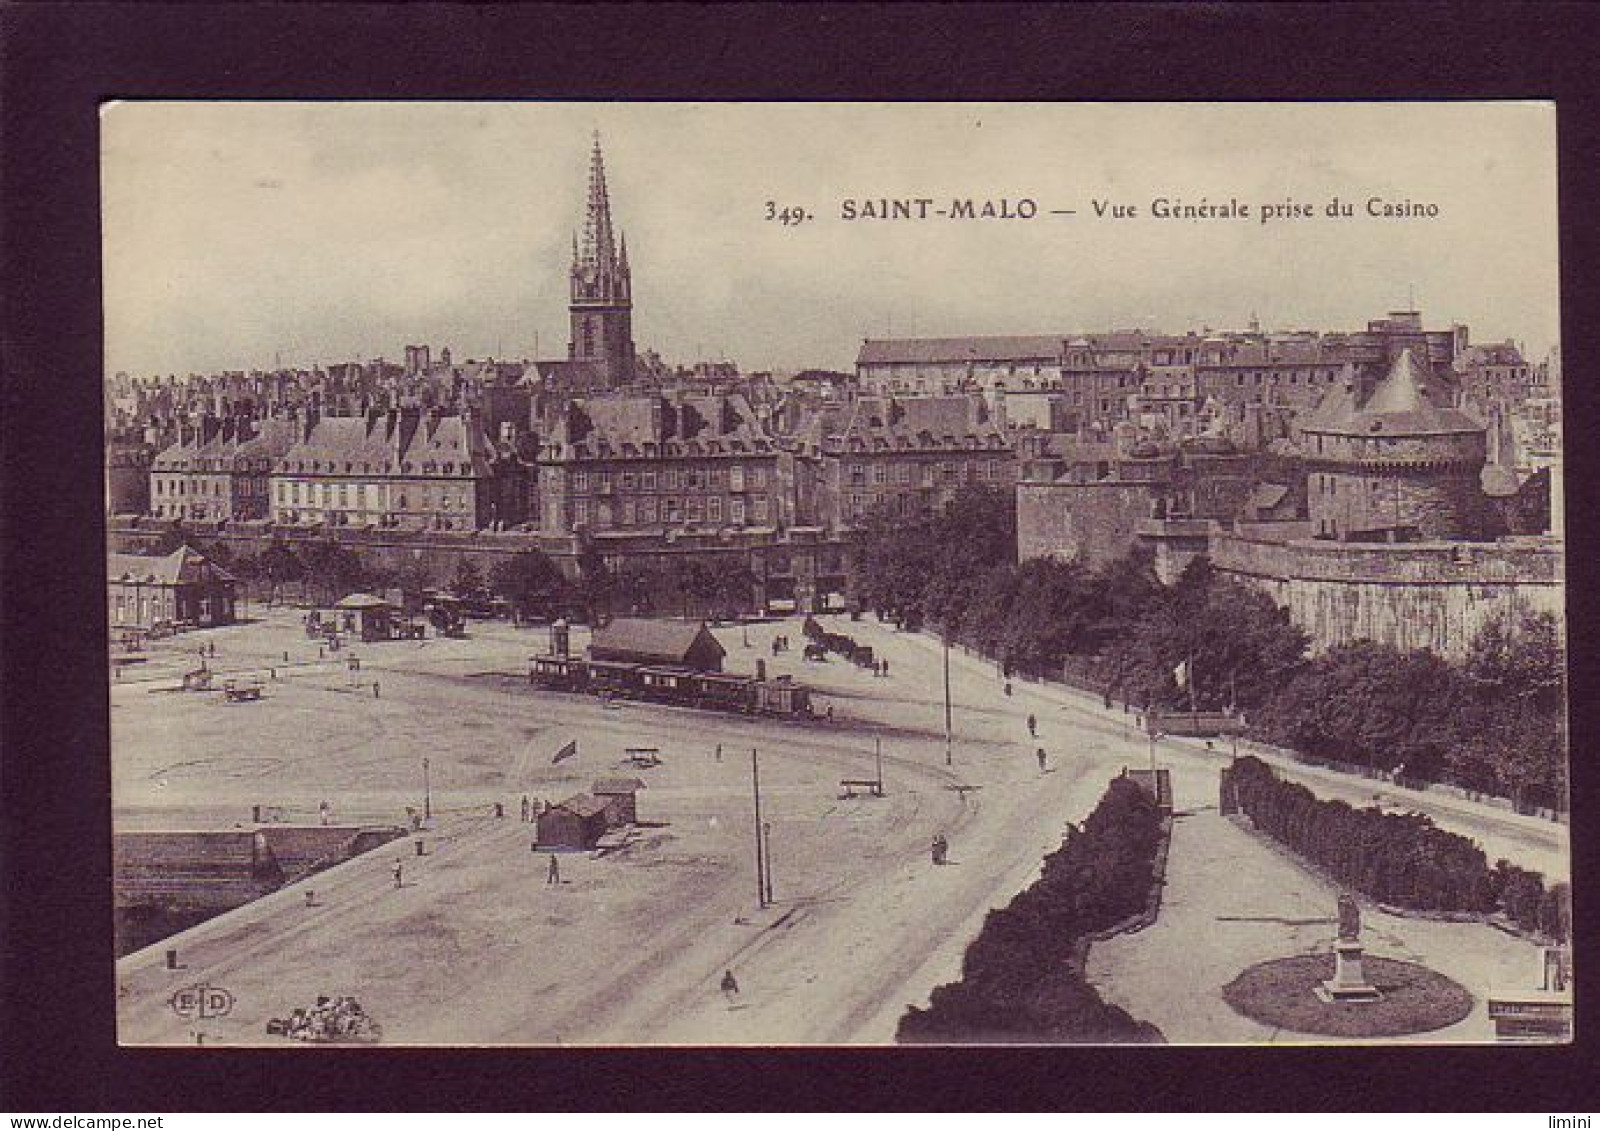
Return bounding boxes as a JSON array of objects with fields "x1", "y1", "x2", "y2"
[{"x1": 1299, "y1": 350, "x2": 1488, "y2": 541}]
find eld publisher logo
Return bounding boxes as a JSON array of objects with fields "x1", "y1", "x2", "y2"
[{"x1": 168, "y1": 982, "x2": 234, "y2": 1021}]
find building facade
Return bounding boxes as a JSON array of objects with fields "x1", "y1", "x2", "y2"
[
  {"x1": 108, "y1": 546, "x2": 237, "y2": 629},
  {"x1": 269, "y1": 408, "x2": 507, "y2": 532}
]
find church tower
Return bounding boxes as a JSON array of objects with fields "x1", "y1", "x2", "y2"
[{"x1": 568, "y1": 133, "x2": 635, "y2": 387}]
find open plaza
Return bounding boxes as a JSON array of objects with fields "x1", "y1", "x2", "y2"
[{"x1": 110, "y1": 607, "x2": 1566, "y2": 1045}]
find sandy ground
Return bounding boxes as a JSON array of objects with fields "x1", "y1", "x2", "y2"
[{"x1": 111, "y1": 609, "x2": 1568, "y2": 1046}]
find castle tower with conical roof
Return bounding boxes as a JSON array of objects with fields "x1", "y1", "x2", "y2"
[
  {"x1": 568, "y1": 133, "x2": 636, "y2": 388},
  {"x1": 1300, "y1": 349, "x2": 1488, "y2": 542}
]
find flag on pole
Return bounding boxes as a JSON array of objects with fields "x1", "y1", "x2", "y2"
[
  {"x1": 1172, "y1": 659, "x2": 1190, "y2": 690},
  {"x1": 552, "y1": 739, "x2": 578, "y2": 765}
]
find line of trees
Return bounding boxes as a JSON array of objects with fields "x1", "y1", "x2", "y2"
[
  {"x1": 197, "y1": 536, "x2": 762, "y2": 625},
  {"x1": 849, "y1": 485, "x2": 1568, "y2": 806},
  {"x1": 897, "y1": 775, "x2": 1165, "y2": 1043},
  {"x1": 1227, "y1": 756, "x2": 1570, "y2": 939}
]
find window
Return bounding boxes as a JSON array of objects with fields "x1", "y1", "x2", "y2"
[
  {"x1": 849, "y1": 462, "x2": 865, "y2": 486},
  {"x1": 621, "y1": 471, "x2": 636, "y2": 490},
  {"x1": 873, "y1": 463, "x2": 888, "y2": 484},
  {"x1": 730, "y1": 497, "x2": 745, "y2": 525},
  {"x1": 730, "y1": 464, "x2": 745, "y2": 492},
  {"x1": 621, "y1": 498, "x2": 636, "y2": 525},
  {"x1": 687, "y1": 497, "x2": 703, "y2": 521},
  {"x1": 642, "y1": 497, "x2": 658, "y2": 523},
  {"x1": 749, "y1": 466, "x2": 765, "y2": 488},
  {"x1": 895, "y1": 462, "x2": 910, "y2": 484},
  {"x1": 642, "y1": 470, "x2": 657, "y2": 491},
  {"x1": 752, "y1": 496, "x2": 769, "y2": 523},
  {"x1": 573, "y1": 470, "x2": 589, "y2": 492},
  {"x1": 708, "y1": 495, "x2": 723, "y2": 522},
  {"x1": 573, "y1": 499, "x2": 589, "y2": 526},
  {"x1": 665, "y1": 469, "x2": 680, "y2": 490}
]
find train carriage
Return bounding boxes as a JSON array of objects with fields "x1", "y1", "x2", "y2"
[
  {"x1": 693, "y1": 671, "x2": 759, "y2": 712},
  {"x1": 530, "y1": 654, "x2": 588, "y2": 691}
]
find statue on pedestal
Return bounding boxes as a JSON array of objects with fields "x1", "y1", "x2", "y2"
[{"x1": 1337, "y1": 891, "x2": 1361, "y2": 941}]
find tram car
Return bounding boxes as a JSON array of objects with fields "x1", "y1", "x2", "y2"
[{"x1": 528, "y1": 654, "x2": 813, "y2": 718}]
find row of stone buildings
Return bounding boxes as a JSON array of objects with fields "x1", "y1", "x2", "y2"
[{"x1": 134, "y1": 389, "x2": 1017, "y2": 541}]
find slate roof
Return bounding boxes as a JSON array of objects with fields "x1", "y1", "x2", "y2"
[
  {"x1": 590, "y1": 617, "x2": 726, "y2": 665},
  {"x1": 857, "y1": 336, "x2": 1064, "y2": 366},
  {"x1": 550, "y1": 793, "x2": 611, "y2": 819},
  {"x1": 108, "y1": 546, "x2": 234, "y2": 586},
  {"x1": 829, "y1": 395, "x2": 1009, "y2": 451},
  {"x1": 549, "y1": 394, "x2": 774, "y2": 459},
  {"x1": 278, "y1": 411, "x2": 495, "y2": 478},
  {"x1": 1306, "y1": 350, "x2": 1483, "y2": 438},
  {"x1": 334, "y1": 592, "x2": 392, "y2": 610},
  {"x1": 592, "y1": 778, "x2": 647, "y2": 795}
]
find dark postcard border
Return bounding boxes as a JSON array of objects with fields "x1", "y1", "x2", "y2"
[{"x1": 3, "y1": 1, "x2": 1599, "y2": 1114}]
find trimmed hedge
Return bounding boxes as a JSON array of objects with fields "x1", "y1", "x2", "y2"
[
  {"x1": 1226, "y1": 756, "x2": 1569, "y2": 938},
  {"x1": 897, "y1": 776, "x2": 1165, "y2": 1044}
]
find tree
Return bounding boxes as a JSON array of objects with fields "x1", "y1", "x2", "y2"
[
  {"x1": 450, "y1": 557, "x2": 485, "y2": 600},
  {"x1": 259, "y1": 540, "x2": 304, "y2": 604},
  {"x1": 489, "y1": 551, "x2": 568, "y2": 619},
  {"x1": 576, "y1": 547, "x2": 613, "y2": 623}
]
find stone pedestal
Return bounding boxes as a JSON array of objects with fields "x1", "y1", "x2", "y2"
[{"x1": 1315, "y1": 940, "x2": 1383, "y2": 1003}]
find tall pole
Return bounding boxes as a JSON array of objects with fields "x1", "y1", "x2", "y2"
[
  {"x1": 751, "y1": 747, "x2": 767, "y2": 908},
  {"x1": 943, "y1": 630, "x2": 953, "y2": 767},
  {"x1": 875, "y1": 736, "x2": 884, "y2": 792},
  {"x1": 762, "y1": 821, "x2": 774, "y2": 905},
  {"x1": 423, "y1": 757, "x2": 431, "y2": 821}
]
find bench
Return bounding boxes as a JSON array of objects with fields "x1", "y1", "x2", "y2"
[{"x1": 839, "y1": 778, "x2": 883, "y2": 799}]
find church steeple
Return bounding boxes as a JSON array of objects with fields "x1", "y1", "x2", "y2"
[{"x1": 567, "y1": 132, "x2": 635, "y2": 387}]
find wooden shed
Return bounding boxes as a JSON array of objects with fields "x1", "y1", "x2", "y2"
[
  {"x1": 536, "y1": 793, "x2": 612, "y2": 851},
  {"x1": 589, "y1": 617, "x2": 726, "y2": 672},
  {"x1": 591, "y1": 778, "x2": 646, "y2": 825}
]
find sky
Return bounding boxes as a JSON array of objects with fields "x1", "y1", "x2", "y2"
[{"x1": 102, "y1": 101, "x2": 1561, "y2": 376}]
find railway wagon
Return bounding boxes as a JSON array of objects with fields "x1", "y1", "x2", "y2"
[{"x1": 528, "y1": 655, "x2": 813, "y2": 719}]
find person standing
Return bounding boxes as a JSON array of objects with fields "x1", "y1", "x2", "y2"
[
  {"x1": 520, "y1": 794, "x2": 531, "y2": 823},
  {"x1": 1027, "y1": 713, "x2": 1037, "y2": 738},
  {"x1": 1037, "y1": 747, "x2": 1047, "y2": 772},
  {"x1": 547, "y1": 854, "x2": 560, "y2": 886},
  {"x1": 391, "y1": 860, "x2": 403, "y2": 889},
  {"x1": 721, "y1": 969, "x2": 740, "y2": 1003}
]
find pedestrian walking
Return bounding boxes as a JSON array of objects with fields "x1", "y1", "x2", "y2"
[
  {"x1": 931, "y1": 833, "x2": 948, "y2": 866},
  {"x1": 720, "y1": 969, "x2": 740, "y2": 1002},
  {"x1": 373, "y1": 681, "x2": 380, "y2": 698},
  {"x1": 1027, "y1": 713, "x2": 1037, "y2": 738},
  {"x1": 319, "y1": 800, "x2": 332, "y2": 826},
  {"x1": 882, "y1": 658, "x2": 889, "y2": 677},
  {"x1": 1037, "y1": 747, "x2": 1047, "y2": 772},
  {"x1": 391, "y1": 860, "x2": 403, "y2": 889},
  {"x1": 546, "y1": 854, "x2": 560, "y2": 886},
  {"x1": 826, "y1": 705, "x2": 834, "y2": 722},
  {"x1": 520, "y1": 795, "x2": 531, "y2": 823}
]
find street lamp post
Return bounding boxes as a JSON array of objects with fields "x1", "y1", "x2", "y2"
[
  {"x1": 942, "y1": 630, "x2": 953, "y2": 767},
  {"x1": 751, "y1": 747, "x2": 767, "y2": 909},
  {"x1": 422, "y1": 757, "x2": 431, "y2": 821},
  {"x1": 762, "y1": 821, "x2": 774, "y2": 905}
]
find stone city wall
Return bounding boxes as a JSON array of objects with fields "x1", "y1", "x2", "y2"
[{"x1": 1211, "y1": 532, "x2": 1564, "y2": 659}]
